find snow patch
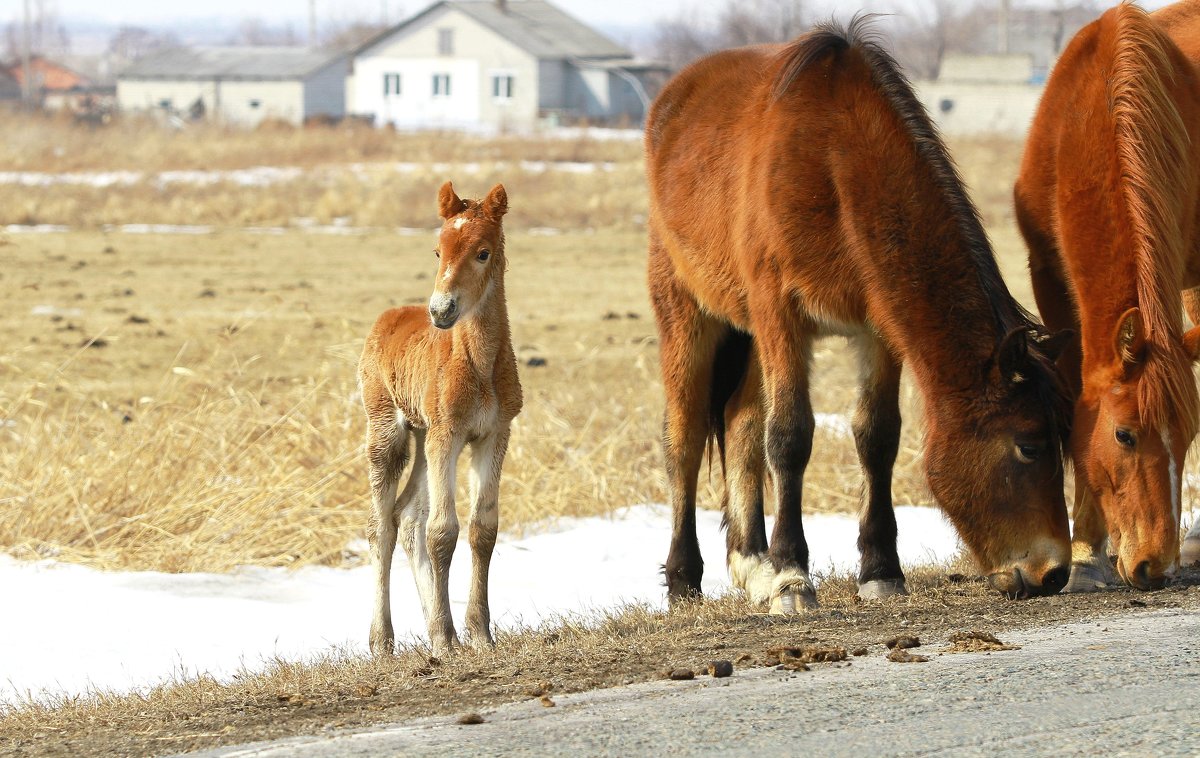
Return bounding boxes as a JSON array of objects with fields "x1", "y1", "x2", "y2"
[{"x1": 0, "y1": 505, "x2": 957, "y2": 705}]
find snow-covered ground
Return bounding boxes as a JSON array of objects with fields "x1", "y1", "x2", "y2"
[{"x1": 0, "y1": 505, "x2": 960, "y2": 705}]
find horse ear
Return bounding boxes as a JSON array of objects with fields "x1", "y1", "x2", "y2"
[
  {"x1": 438, "y1": 181, "x2": 464, "y2": 220},
  {"x1": 482, "y1": 183, "x2": 508, "y2": 219},
  {"x1": 997, "y1": 327, "x2": 1030, "y2": 383},
  {"x1": 1031, "y1": 328, "x2": 1075, "y2": 363},
  {"x1": 1113, "y1": 307, "x2": 1146, "y2": 368},
  {"x1": 1184, "y1": 325, "x2": 1200, "y2": 363}
]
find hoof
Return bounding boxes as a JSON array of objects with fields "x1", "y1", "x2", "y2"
[
  {"x1": 769, "y1": 589, "x2": 819, "y2": 614},
  {"x1": 728, "y1": 552, "x2": 777, "y2": 605},
  {"x1": 1063, "y1": 562, "x2": 1109, "y2": 593},
  {"x1": 1181, "y1": 537, "x2": 1200, "y2": 568},
  {"x1": 857, "y1": 579, "x2": 908, "y2": 600}
]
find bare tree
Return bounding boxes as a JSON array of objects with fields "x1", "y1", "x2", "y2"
[
  {"x1": 4, "y1": 0, "x2": 69, "y2": 61},
  {"x1": 107, "y1": 26, "x2": 179, "y2": 62},
  {"x1": 888, "y1": 0, "x2": 990, "y2": 80},
  {"x1": 653, "y1": 0, "x2": 807, "y2": 70},
  {"x1": 229, "y1": 17, "x2": 301, "y2": 47}
]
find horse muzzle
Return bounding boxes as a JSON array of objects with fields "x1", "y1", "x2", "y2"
[
  {"x1": 987, "y1": 564, "x2": 1069, "y2": 599},
  {"x1": 429, "y1": 294, "x2": 459, "y2": 330}
]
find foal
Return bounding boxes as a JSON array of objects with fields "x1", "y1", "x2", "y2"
[{"x1": 359, "y1": 181, "x2": 522, "y2": 655}]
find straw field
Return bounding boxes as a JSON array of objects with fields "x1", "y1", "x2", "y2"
[{"x1": 0, "y1": 113, "x2": 1100, "y2": 573}]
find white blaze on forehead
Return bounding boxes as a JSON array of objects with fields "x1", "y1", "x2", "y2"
[
  {"x1": 453, "y1": 217, "x2": 467, "y2": 230},
  {"x1": 1162, "y1": 428, "x2": 1180, "y2": 531}
]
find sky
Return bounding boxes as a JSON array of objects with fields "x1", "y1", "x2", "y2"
[{"x1": 6, "y1": 0, "x2": 1180, "y2": 33}]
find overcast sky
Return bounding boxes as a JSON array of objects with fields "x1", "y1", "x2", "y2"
[
  {"x1": 0, "y1": 0, "x2": 1182, "y2": 45},
  {"x1": 1, "y1": 0, "x2": 1179, "y2": 30}
]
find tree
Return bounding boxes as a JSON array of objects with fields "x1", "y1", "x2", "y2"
[
  {"x1": 107, "y1": 26, "x2": 179, "y2": 62},
  {"x1": 3, "y1": 0, "x2": 70, "y2": 61}
]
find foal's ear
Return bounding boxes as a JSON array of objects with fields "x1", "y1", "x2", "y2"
[
  {"x1": 1113, "y1": 307, "x2": 1146, "y2": 368},
  {"x1": 996, "y1": 327, "x2": 1030, "y2": 382},
  {"x1": 438, "y1": 181, "x2": 465, "y2": 220},
  {"x1": 1031, "y1": 328, "x2": 1075, "y2": 363},
  {"x1": 482, "y1": 183, "x2": 508, "y2": 219}
]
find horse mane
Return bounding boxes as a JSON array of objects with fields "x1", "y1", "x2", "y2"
[
  {"x1": 773, "y1": 15, "x2": 1072, "y2": 445},
  {"x1": 1109, "y1": 2, "x2": 1199, "y2": 435}
]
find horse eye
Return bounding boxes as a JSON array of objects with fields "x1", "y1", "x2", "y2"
[
  {"x1": 1115, "y1": 428, "x2": 1136, "y2": 448},
  {"x1": 434, "y1": 249, "x2": 440, "y2": 258},
  {"x1": 477, "y1": 249, "x2": 490, "y2": 262},
  {"x1": 1015, "y1": 442, "x2": 1042, "y2": 464}
]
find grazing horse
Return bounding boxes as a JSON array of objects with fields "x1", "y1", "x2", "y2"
[
  {"x1": 359, "y1": 182, "x2": 522, "y2": 654},
  {"x1": 1016, "y1": 1, "x2": 1200, "y2": 591},
  {"x1": 646, "y1": 17, "x2": 1074, "y2": 611}
]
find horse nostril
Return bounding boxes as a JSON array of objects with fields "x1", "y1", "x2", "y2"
[
  {"x1": 1131, "y1": 560, "x2": 1163, "y2": 591},
  {"x1": 1040, "y1": 565, "x2": 1068, "y2": 595}
]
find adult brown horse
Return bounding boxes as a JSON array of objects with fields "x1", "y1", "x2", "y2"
[
  {"x1": 1017, "y1": 1, "x2": 1200, "y2": 592},
  {"x1": 647, "y1": 17, "x2": 1075, "y2": 612}
]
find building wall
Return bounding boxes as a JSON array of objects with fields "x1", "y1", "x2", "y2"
[
  {"x1": 915, "y1": 81, "x2": 1044, "y2": 136},
  {"x1": 353, "y1": 6, "x2": 540, "y2": 131},
  {"x1": 118, "y1": 78, "x2": 308, "y2": 126},
  {"x1": 303, "y1": 61, "x2": 349, "y2": 121}
]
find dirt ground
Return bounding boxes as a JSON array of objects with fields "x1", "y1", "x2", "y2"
[{"x1": 4, "y1": 567, "x2": 1198, "y2": 757}]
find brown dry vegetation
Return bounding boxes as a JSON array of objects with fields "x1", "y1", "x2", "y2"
[{"x1": 5, "y1": 568, "x2": 1198, "y2": 757}]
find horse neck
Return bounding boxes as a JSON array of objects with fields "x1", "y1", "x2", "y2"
[{"x1": 452, "y1": 272, "x2": 509, "y2": 376}]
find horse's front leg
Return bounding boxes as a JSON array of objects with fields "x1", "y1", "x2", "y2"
[
  {"x1": 464, "y1": 425, "x2": 509, "y2": 649},
  {"x1": 850, "y1": 331, "x2": 906, "y2": 600},
  {"x1": 424, "y1": 428, "x2": 462, "y2": 655},
  {"x1": 753, "y1": 301, "x2": 817, "y2": 613}
]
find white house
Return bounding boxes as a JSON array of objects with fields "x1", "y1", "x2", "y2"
[
  {"x1": 349, "y1": 0, "x2": 667, "y2": 131},
  {"x1": 117, "y1": 47, "x2": 350, "y2": 127},
  {"x1": 915, "y1": 54, "x2": 1044, "y2": 136}
]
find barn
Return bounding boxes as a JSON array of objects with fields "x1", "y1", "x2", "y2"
[{"x1": 117, "y1": 47, "x2": 349, "y2": 127}]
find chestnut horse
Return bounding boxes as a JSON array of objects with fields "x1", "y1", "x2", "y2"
[
  {"x1": 647, "y1": 17, "x2": 1074, "y2": 611},
  {"x1": 1016, "y1": 1, "x2": 1200, "y2": 591},
  {"x1": 359, "y1": 182, "x2": 522, "y2": 655}
]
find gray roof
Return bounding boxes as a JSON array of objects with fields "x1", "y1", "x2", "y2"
[
  {"x1": 366, "y1": 0, "x2": 630, "y2": 61},
  {"x1": 119, "y1": 47, "x2": 348, "y2": 81}
]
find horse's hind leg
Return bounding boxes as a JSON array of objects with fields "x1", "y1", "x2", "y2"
[
  {"x1": 722, "y1": 348, "x2": 773, "y2": 604},
  {"x1": 365, "y1": 399, "x2": 408, "y2": 656},
  {"x1": 396, "y1": 429, "x2": 436, "y2": 621},
  {"x1": 464, "y1": 425, "x2": 508, "y2": 649},
  {"x1": 751, "y1": 302, "x2": 817, "y2": 613},
  {"x1": 649, "y1": 235, "x2": 724, "y2": 603},
  {"x1": 850, "y1": 331, "x2": 906, "y2": 599}
]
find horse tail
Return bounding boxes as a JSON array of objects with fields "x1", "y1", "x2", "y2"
[{"x1": 708, "y1": 329, "x2": 753, "y2": 474}]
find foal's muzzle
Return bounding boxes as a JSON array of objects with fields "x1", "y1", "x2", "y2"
[{"x1": 429, "y1": 294, "x2": 459, "y2": 329}]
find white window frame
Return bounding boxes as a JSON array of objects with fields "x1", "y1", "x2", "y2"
[
  {"x1": 490, "y1": 71, "x2": 515, "y2": 102},
  {"x1": 383, "y1": 72, "x2": 401, "y2": 96},
  {"x1": 432, "y1": 73, "x2": 452, "y2": 98}
]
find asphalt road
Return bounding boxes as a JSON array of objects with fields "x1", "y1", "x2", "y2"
[{"x1": 195, "y1": 608, "x2": 1200, "y2": 757}]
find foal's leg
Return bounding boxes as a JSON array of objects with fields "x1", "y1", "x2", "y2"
[
  {"x1": 649, "y1": 237, "x2": 724, "y2": 603},
  {"x1": 424, "y1": 427, "x2": 463, "y2": 654},
  {"x1": 464, "y1": 426, "x2": 509, "y2": 648},
  {"x1": 365, "y1": 404, "x2": 408, "y2": 656},
  {"x1": 722, "y1": 350, "x2": 773, "y2": 604},
  {"x1": 397, "y1": 429, "x2": 436, "y2": 620},
  {"x1": 849, "y1": 331, "x2": 905, "y2": 599},
  {"x1": 752, "y1": 301, "x2": 817, "y2": 613}
]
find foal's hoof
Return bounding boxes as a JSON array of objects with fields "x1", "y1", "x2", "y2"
[
  {"x1": 1181, "y1": 538, "x2": 1200, "y2": 568},
  {"x1": 857, "y1": 579, "x2": 908, "y2": 600},
  {"x1": 1063, "y1": 562, "x2": 1110, "y2": 593}
]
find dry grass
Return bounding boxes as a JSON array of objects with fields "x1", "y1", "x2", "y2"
[{"x1": 5, "y1": 567, "x2": 1198, "y2": 757}]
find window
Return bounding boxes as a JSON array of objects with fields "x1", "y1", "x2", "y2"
[
  {"x1": 432, "y1": 73, "x2": 451, "y2": 97},
  {"x1": 491, "y1": 74, "x2": 514, "y2": 100},
  {"x1": 158, "y1": 98, "x2": 172, "y2": 109},
  {"x1": 383, "y1": 73, "x2": 401, "y2": 96},
  {"x1": 437, "y1": 28, "x2": 454, "y2": 55},
  {"x1": 248, "y1": 99, "x2": 261, "y2": 109}
]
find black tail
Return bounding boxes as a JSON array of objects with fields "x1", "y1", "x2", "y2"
[{"x1": 708, "y1": 329, "x2": 753, "y2": 473}]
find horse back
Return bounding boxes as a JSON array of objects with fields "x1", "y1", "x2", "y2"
[{"x1": 646, "y1": 38, "x2": 879, "y2": 329}]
